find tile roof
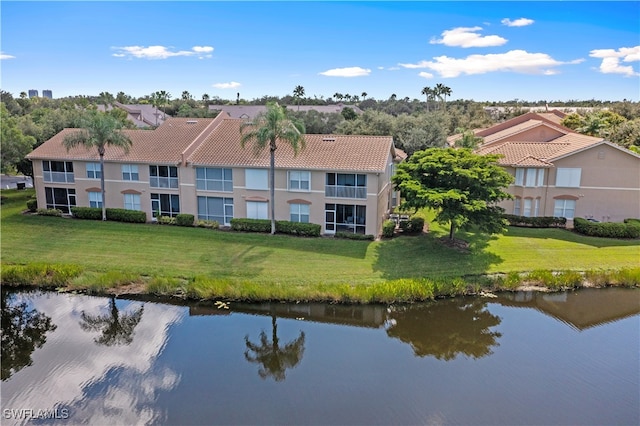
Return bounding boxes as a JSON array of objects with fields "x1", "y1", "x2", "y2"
[
  {"x1": 26, "y1": 116, "x2": 223, "y2": 164},
  {"x1": 188, "y1": 118, "x2": 393, "y2": 172}
]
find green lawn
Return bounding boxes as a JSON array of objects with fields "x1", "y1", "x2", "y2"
[{"x1": 2, "y1": 189, "x2": 638, "y2": 288}]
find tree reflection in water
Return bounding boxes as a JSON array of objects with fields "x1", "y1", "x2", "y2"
[
  {"x1": 386, "y1": 298, "x2": 502, "y2": 360},
  {"x1": 1, "y1": 290, "x2": 57, "y2": 380},
  {"x1": 244, "y1": 313, "x2": 305, "y2": 381},
  {"x1": 79, "y1": 296, "x2": 144, "y2": 346}
]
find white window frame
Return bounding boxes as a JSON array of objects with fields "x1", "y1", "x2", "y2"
[
  {"x1": 86, "y1": 163, "x2": 102, "y2": 179},
  {"x1": 122, "y1": 164, "x2": 139, "y2": 181},
  {"x1": 290, "y1": 203, "x2": 310, "y2": 223},
  {"x1": 45, "y1": 187, "x2": 76, "y2": 213},
  {"x1": 523, "y1": 198, "x2": 532, "y2": 217},
  {"x1": 534, "y1": 198, "x2": 540, "y2": 217},
  {"x1": 245, "y1": 169, "x2": 268, "y2": 190},
  {"x1": 554, "y1": 199, "x2": 576, "y2": 219},
  {"x1": 196, "y1": 167, "x2": 233, "y2": 192},
  {"x1": 88, "y1": 191, "x2": 102, "y2": 208},
  {"x1": 149, "y1": 165, "x2": 179, "y2": 189},
  {"x1": 246, "y1": 201, "x2": 268, "y2": 219},
  {"x1": 288, "y1": 171, "x2": 311, "y2": 192},
  {"x1": 556, "y1": 168, "x2": 581, "y2": 188},
  {"x1": 123, "y1": 193, "x2": 141, "y2": 211},
  {"x1": 43, "y1": 161, "x2": 74, "y2": 183},
  {"x1": 513, "y1": 198, "x2": 521, "y2": 216},
  {"x1": 197, "y1": 196, "x2": 234, "y2": 225},
  {"x1": 536, "y1": 169, "x2": 545, "y2": 187},
  {"x1": 514, "y1": 168, "x2": 524, "y2": 186}
]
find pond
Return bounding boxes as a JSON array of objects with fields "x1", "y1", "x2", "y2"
[{"x1": 1, "y1": 287, "x2": 638, "y2": 425}]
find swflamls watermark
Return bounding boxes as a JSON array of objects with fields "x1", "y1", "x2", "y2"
[{"x1": 3, "y1": 408, "x2": 70, "y2": 420}]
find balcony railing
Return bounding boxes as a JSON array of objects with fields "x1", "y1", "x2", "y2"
[
  {"x1": 325, "y1": 185, "x2": 366, "y2": 199},
  {"x1": 150, "y1": 177, "x2": 179, "y2": 189},
  {"x1": 43, "y1": 171, "x2": 74, "y2": 183}
]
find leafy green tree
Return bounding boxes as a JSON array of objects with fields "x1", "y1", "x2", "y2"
[
  {"x1": 609, "y1": 118, "x2": 640, "y2": 148},
  {"x1": 393, "y1": 148, "x2": 513, "y2": 240},
  {"x1": 1, "y1": 104, "x2": 37, "y2": 173},
  {"x1": 341, "y1": 106, "x2": 357, "y2": 120},
  {"x1": 63, "y1": 111, "x2": 132, "y2": 220},
  {"x1": 454, "y1": 128, "x2": 484, "y2": 149},
  {"x1": 240, "y1": 103, "x2": 305, "y2": 234}
]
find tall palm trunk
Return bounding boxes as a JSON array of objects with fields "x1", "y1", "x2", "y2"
[
  {"x1": 99, "y1": 150, "x2": 106, "y2": 221},
  {"x1": 269, "y1": 145, "x2": 276, "y2": 235}
]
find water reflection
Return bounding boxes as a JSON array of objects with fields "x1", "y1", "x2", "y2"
[
  {"x1": 1, "y1": 290, "x2": 57, "y2": 380},
  {"x1": 244, "y1": 312, "x2": 306, "y2": 381},
  {"x1": 386, "y1": 298, "x2": 502, "y2": 360},
  {"x1": 79, "y1": 296, "x2": 144, "y2": 346}
]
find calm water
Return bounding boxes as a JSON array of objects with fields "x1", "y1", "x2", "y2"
[{"x1": 1, "y1": 287, "x2": 638, "y2": 425}]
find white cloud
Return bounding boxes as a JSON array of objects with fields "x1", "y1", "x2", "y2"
[
  {"x1": 112, "y1": 45, "x2": 214, "y2": 59},
  {"x1": 1, "y1": 52, "x2": 15, "y2": 60},
  {"x1": 400, "y1": 50, "x2": 583, "y2": 77},
  {"x1": 430, "y1": 26, "x2": 507, "y2": 48},
  {"x1": 418, "y1": 72, "x2": 434, "y2": 79},
  {"x1": 319, "y1": 66, "x2": 371, "y2": 77},
  {"x1": 212, "y1": 81, "x2": 241, "y2": 89},
  {"x1": 589, "y1": 46, "x2": 640, "y2": 76},
  {"x1": 501, "y1": 18, "x2": 534, "y2": 27}
]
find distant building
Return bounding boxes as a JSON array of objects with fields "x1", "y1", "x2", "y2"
[
  {"x1": 28, "y1": 89, "x2": 38, "y2": 98},
  {"x1": 42, "y1": 90, "x2": 53, "y2": 99}
]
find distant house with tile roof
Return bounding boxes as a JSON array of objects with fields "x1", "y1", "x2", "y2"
[
  {"x1": 458, "y1": 112, "x2": 640, "y2": 224},
  {"x1": 207, "y1": 104, "x2": 363, "y2": 120},
  {"x1": 26, "y1": 113, "x2": 401, "y2": 236},
  {"x1": 98, "y1": 102, "x2": 170, "y2": 127}
]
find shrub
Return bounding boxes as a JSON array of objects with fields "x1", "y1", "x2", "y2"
[
  {"x1": 230, "y1": 218, "x2": 271, "y2": 233},
  {"x1": 37, "y1": 208, "x2": 62, "y2": 217},
  {"x1": 197, "y1": 219, "x2": 219, "y2": 229},
  {"x1": 275, "y1": 221, "x2": 321, "y2": 237},
  {"x1": 71, "y1": 206, "x2": 102, "y2": 220},
  {"x1": 574, "y1": 217, "x2": 640, "y2": 239},
  {"x1": 158, "y1": 215, "x2": 176, "y2": 225},
  {"x1": 175, "y1": 213, "x2": 195, "y2": 227},
  {"x1": 334, "y1": 231, "x2": 375, "y2": 241},
  {"x1": 398, "y1": 216, "x2": 425, "y2": 234},
  {"x1": 26, "y1": 199, "x2": 37, "y2": 212},
  {"x1": 106, "y1": 208, "x2": 146, "y2": 223},
  {"x1": 382, "y1": 220, "x2": 396, "y2": 238},
  {"x1": 503, "y1": 214, "x2": 567, "y2": 228}
]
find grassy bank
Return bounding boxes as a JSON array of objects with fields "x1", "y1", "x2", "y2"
[{"x1": 2, "y1": 189, "x2": 639, "y2": 302}]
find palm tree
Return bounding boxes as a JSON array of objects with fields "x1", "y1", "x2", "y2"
[
  {"x1": 79, "y1": 296, "x2": 144, "y2": 346},
  {"x1": 181, "y1": 90, "x2": 192, "y2": 101},
  {"x1": 293, "y1": 85, "x2": 305, "y2": 111},
  {"x1": 361, "y1": 91, "x2": 368, "y2": 100},
  {"x1": 421, "y1": 86, "x2": 433, "y2": 112},
  {"x1": 435, "y1": 83, "x2": 452, "y2": 110},
  {"x1": 158, "y1": 90, "x2": 171, "y2": 119},
  {"x1": 240, "y1": 103, "x2": 305, "y2": 234},
  {"x1": 63, "y1": 111, "x2": 132, "y2": 220},
  {"x1": 150, "y1": 92, "x2": 162, "y2": 126}
]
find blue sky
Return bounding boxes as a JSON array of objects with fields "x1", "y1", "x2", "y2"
[{"x1": 1, "y1": 1, "x2": 639, "y2": 102}]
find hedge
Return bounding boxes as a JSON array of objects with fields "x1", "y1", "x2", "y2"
[
  {"x1": 37, "y1": 208, "x2": 62, "y2": 217},
  {"x1": 399, "y1": 216, "x2": 425, "y2": 234},
  {"x1": 26, "y1": 199, "x2": 38, "y2": 212},
  {"x1": 176, "y1": 214, "x2": 195, "y2": 227},
  {"x1": 230, "y1": 218, "x2": 321, "y2": 237},
  {"x1": 70, "y1": 207, "x2": 146, "y2": 223},
  {"x1": 382, "y1": 220, "x2": 396, "y2": 238},
  {"x1": 334, "y1": 231, "x2": 375, "y2": 241},
  {"x1": 574, "y1": 217, "x2": 640, "y2": 239},
  {"x1": 503, "y1": 214, "x2": 567, "y2": 228}
]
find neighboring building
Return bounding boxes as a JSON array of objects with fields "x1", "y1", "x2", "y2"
[
  {"x1": 208, "y1": 104, "x2": 363, "y2": 120},
  {"x1": 461, "y1": 112, "x2": 640, "y2": 223},
  {"x1": 26, "y1": 113, "x2": 401, "y2": 236},
  {"x1": 28, "y1": 89, "x2": 38, "y2": 98},
  {"x1": 97, "y1": 102, "x2": 171, "y2": 128},
  {"x1": 42, "y1": 90, "x2": 53, "y2": 99}
]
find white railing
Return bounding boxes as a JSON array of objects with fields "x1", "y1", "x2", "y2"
[
  {"x1": 325, "y1": 185, "x2": 366, "y2": 199},
  {"x1": 150, "y1": 177, "x2": 179, "y2": 189},
  {"x1": 43, "y1": 171, "x2": 74, "y2": 183}
]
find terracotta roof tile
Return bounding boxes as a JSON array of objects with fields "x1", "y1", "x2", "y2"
[{"x1": 187, "y1": 118, "x2": 393, "y2": 172}]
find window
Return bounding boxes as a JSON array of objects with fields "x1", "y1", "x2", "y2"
[
  {"x1": 514, "y1": 168, "x2": 524, "y2": 186},
  {"x1": 149, "y1": 165, "x2": 178, "y2": 188},
  {"x1": 325, "y1": 203, "x2": 366, "y2": 234},
  {"x1": 537, "y1": 169, "x2": 545, "y2": 187},
  {"x1": 124, "y1": 193, "x2": 141, "y2": 211},
  {"x1": 325, "y1": 173, "x2": 367, "y2": 199},
  {"x1": 554, "y1": 199, "x2": 576, "y2": 219},
  {"x1": 43, "y1": 161, "x2": 74, "y2": 183},
  {"x1": 556, "y1": 168, "x2": 581, "y2": 188},
  {"x1": 290, "y1": 203, "x2": 310, "y2": 223},
  {"x1": 513, "y1": 198, "x2": 521, "y2": 216},
  {"x1": 246, "y1": 201, "x2": 268, "y2": 219},
  {"x1": 288, "y1": 171, "x2": 310, "y2": 192},
  {"x1": 44, "y1": 187, "x2": 76, "y2": 213},
  {"x1": 196, "y1": 167, "x2": 233, "y2": 192},
  {"x1": 245, "y1": 169, "x2": 268, "y2": 190},
  {"x1": 122, "y1": 164, "x2": 139, "y2": 181},
  {"x1": 197, "y1": 196, "x2": 234, "y2": 225},
  {"x1": 151, "y1": 193, "x2": 180, "y2": 217},
  {"x1": 534, "y1": 198, "x2": 540, "y2": 217},
  {"x1": 88, "y1": 191, "x2": 102, "y2": 208},
  {"x1": 86, "y1": 163, "x2": 102, "y2": 179},
  {"x1": 525, "y1": 168, "x2": 537, "y2": 187},
  {"x1": 523, "y1": 198, "x2": 532, "y2": 217}
]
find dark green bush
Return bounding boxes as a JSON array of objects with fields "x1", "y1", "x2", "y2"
[
  {"x1": 26, "y1": 199, "x2": 37, "y2": 212},
  {"x1": 398, "y1": 216, "x2": 425, "y2": 234},
  {"x1": 334, "y1": 231, "x2": 375, "y2": 241},
  {"x1": 71, "y1": 206, "x2": 102, "y2": 220},
  {"x1": 503, "y1": 214, "x2": 567, "y2": 228},
  {"x1": 624, "y1": 218, "x2": 640, "y2": 225},
  {"x1": 382, "y1": 220, "x2": 396, "y2": 238},
  {"x1": 230, "y1": 218, "x2": 321, "y2": 237},
  {"x1": 106, "y1": 208, "x2": 146, "y2": 223},
  {"x1": 230, "y1": 218, "x2": 271, "y2": 233},
  {"x1": 176, "y1": 213, "x2": 195, "y2": 227},
  {"x1": 37, "y1": 208, "x2": 62, "y2": 217},
  {"x1": 574, "y1": 217, "x2": 640, "y2": 239}
]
